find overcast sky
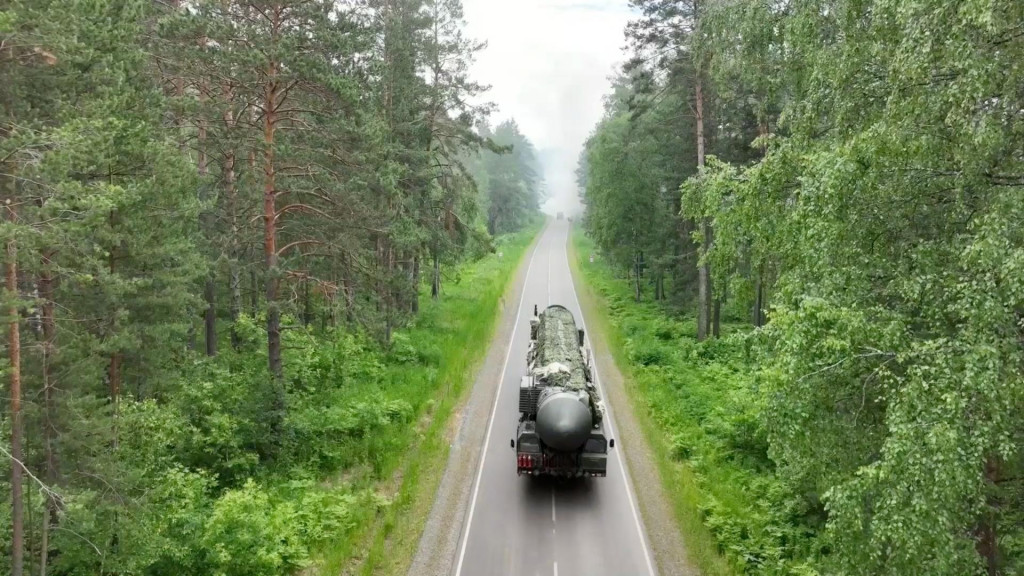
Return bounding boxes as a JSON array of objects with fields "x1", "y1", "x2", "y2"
[{"x1": 461, "y1": 0, "x2": 634, "y2": 216}]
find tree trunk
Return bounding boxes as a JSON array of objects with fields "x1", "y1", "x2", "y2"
[
  {"x1": 753, "y1": 264, "x2": 765, "y2": 327},
  {"x1": 107, "y1": 210, "x2": 122, "y2": 447},
  {"x1": 103, "y1": 206, "x2": 123, "y2": 554},
  {"x1": 198, "y1": 89, "x2": 217, "y2": 357},
  {"x1": 975, "y1": 457, "x2": 1000, "y2": 576},
  {"x1": 174, "y1": 76, "x2": 186, "y2": 152},
  {"x1": 109, "y1": 352, "x2": 121, "y2": 446},
  {"x1": 250, "y1": 269, "x2": 259, "y2": 317},
  {"x1": 204, "y1": 276, "x2": 216, "y2": 356},
  {"x1": 338, "y1": 254, "x2": 350, "y2": 326},
  {"x1": 302, "y1": 280, "x2": 312, "y2": 327},
  {"x1": 178, "y1": 72, "x2": 197, "y2": 353},
  {"x1": 260, "y1": 9, "x2": 287, "y2": 454},
  {"x1": 39, "y1": 507, "x2": 48, "y2": 576},
  {"x1": 431, "y1": 248, "x2": 440, "y2": 299},
  {"x1": 697, "y1": 222, "x2": 711, "y2": 341},
  {"x1": 263, "y1": 56, "x2": 282, "y2": 382},
  {"x1": 384, "y1": 244, "x2": 394, "y2": 345},
  {"x1": 26, "y1": 468, "x2": 32, "y2": 576},
  {"x1": 694, "y1": 38, "x2": 711, "y2": 341},
  {"x1": 39, "y1": 249, "x2": 59, "y2": 575},
  {"x1": 410, "y1": 255, "x2": 420, "y2": 314},
  {"x1": 672, "y1": 195, "x2": 684, "y2": 295},
  {"x1": 712, "y1": 296, "x2": 721, "y2": 338},
  {"x1": 229, "y1": 266, "x2": 241, "y2": 348},
  {"x1": 633, "y1": 250, "x2": 642, "y2": 302},
  {"x1": 224, "y1": 144, "x2": 241, "y2": 349},
  {"x1": 249, "y1": 102, "x2": 258, "y2": 173},
  {"x1": 7, "y1": 200, "x2": 24, "y2": 576},
  {"x1": 695, "y1": 66, "x2": 706, "y2": 169},
  {"x1": 342, "y1": 275, "x2": 353, "y2": 325}
]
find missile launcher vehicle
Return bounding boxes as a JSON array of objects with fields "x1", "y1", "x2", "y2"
[{"x1": 512, "y1": 304, "x2": 614, "y2": 477}]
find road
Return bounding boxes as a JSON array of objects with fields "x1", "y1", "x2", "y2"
[{"x1": 453, "y1": 219, "x2": 657, "y2": 576}]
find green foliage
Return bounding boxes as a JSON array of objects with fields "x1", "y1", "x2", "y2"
[
  {"x1": 0, "y1": 0, "x2": 543, "y2": 572},
  {"x1": 471, "y1": 120, "x2": 544, "y2": 236},
  {"x1": 0, "y1": 225, "x2": 536, "y2": 575},
  {"x1": 202, "y1": 480, "x2": 310, "y2": 576},
  {"x1": 590, "y1": 0, "x2": 1024, "y2": 574},
  {"x1": 579, "y1": 76, "x2": 700, "y2": 308},
  {"x1": 573, "y1": 230, "x2": 816, "y2": 575},
  {"x1": 699, "y1": 0, "x2": 1023, "y2": 573}
]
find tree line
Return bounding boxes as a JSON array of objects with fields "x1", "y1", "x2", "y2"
[
  {"x1": 0, "y1": 0, "x2": 540, "y2": 573},
  {"x1": 580, "y1": 0, "x2": 1023, "y2": 573}
]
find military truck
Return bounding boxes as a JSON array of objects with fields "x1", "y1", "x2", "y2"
[{"x1": 512, "y1": 304, "x2": 614, "y2": 477}]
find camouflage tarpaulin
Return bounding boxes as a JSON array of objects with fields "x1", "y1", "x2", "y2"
[
  {"x1": 528, "y1": 305, "x2": 604, "y2": 423},
  {"x1": 530, "y1": 305, "x2": 586, "y2": 390}
]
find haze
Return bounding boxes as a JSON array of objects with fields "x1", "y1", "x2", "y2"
[{"x1": 462, "y1": 0, "x2": 633, "y2": 217}]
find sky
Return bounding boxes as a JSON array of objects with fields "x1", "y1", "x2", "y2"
[{"x1": 460, "y1": 0, "x2": 635, "y2": 216}]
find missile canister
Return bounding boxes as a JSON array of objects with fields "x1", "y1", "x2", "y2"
[
  {"x1": 516, "y1": 304, "x2": 610, "y2": 478},
  {"x1": 535, "y1": 388, "x2": 592, "y2": 451}
]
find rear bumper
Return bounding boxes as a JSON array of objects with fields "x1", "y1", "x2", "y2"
[
  {"x1": 517, "y1": 452, "x2": 607, "y2": 478},
  {"x1": 517, "y1": 467, "x2": 606, "y2": 478}
]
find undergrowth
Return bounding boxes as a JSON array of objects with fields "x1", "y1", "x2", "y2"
[
  {"x1": 39, "y1": 225, "x2": 542, "y2": 576},
  {"x1": 571, "y1": 228, "x2": 821, "y2": 576}
]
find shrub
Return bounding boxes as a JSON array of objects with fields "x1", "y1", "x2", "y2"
[
  {"x1": 202, "y1": 480, "x2": 309, "y2": 576},
  {"x1": 627, "y1": 336, "x2": 671, "y2": 366}
]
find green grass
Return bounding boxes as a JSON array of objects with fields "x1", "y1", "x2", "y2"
[
  {"x1": 569, "y1": 228, "x2": 815, "y2": 576},
  {"x1": 316, "y1": 221, "x2": 542, "y2": 575}
]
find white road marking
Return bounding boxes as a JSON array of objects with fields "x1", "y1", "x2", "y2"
[
  {"x1": 563, "y1": 228, "x2": 657, "y2": 576},
  {"x1": 554, "y1": 561, "x2": 559, "y2": 576},
  {"x1": 453, "y1": 231, "x2": 543, "y2": 576},
  {"x1": 546, "y1": 246, "x2": 552, "y2": 306},
  {"x1": 551, "y1": 488, "x2": 556, "y2": 523}
]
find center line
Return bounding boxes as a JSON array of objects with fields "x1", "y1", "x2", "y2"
[
  {"x1": 551, "y1": 488, "x2": 556, "y2": 523},
  {"x1": 546, "y1": 244, "x2": 552, "y2": 306}
]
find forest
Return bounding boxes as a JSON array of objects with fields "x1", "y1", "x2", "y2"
[
  {"x1": 0, "y1": 0, "x2": 542, "y2": 574},
  {"x1": 578, "y1": 0, "x2": 1023, "y2": 575}
]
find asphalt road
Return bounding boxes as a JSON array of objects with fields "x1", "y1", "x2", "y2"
[{"x1": 453, "y1": 220, "x2": 657, "y2": 576}]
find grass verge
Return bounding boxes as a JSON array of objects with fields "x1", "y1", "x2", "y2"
[
  {"x1": 317, "y1": 220, "x2": 543, "y2": 575},
  {"x1": 570, "y1": 227, "x2": 804, "y2": 576}
]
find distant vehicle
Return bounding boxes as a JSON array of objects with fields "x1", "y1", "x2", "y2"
[
  {"x1": 513, "y1": 304, "x2": 613, "y2": 478},
  {"x1": 556, "y1": 211, "x2": 564, "y2": 220}
]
